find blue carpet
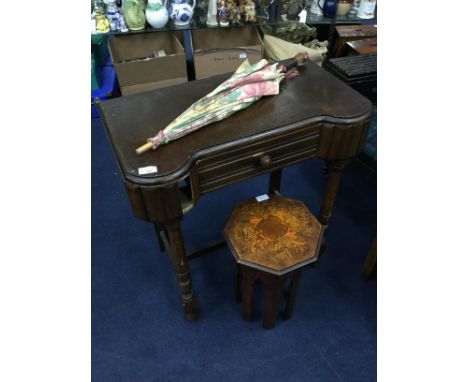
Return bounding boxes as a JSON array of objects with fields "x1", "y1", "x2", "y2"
[{"x1": 92, "y1": 117, "x2": 376, "y2": 382}]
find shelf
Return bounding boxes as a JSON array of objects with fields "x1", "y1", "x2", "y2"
[
  {"x1": 91, "y1": 3, "x2": 376, "y2": 37},
  {"x1": 306, "y1": 14, "x2": 374, "y2": 25},
  {"x1": 93, "y1": 5, "x2": 270, "y2": 36}
]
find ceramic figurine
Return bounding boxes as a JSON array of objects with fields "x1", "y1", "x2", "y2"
[
  {"x1": 105, "y1": 0, "x2": 120, "y2": 31},
  {"x1": 146, "y1": 0, "x2": 169, "y2": 28},
  {"x1": 286, "y1": 0, "x2": 305, "y2": 20},
  {"x1": 232, "y1": 0, "x2": 243, "y2": 25},
  {"x1": 169, "y1": 0, "x2": 197, "y2": 26},
  {"x1": 226, "y1": 0, "x2": 235, "y2": 24},
  {"x1": 206, "y1": 0, "x2": 219, "y2": 26},
  {"x1": 95, "y1": 12, "x2": 111, "y2": 33},
  {"x1": 106, "y1": 0, "x2": 119, "y2": 15},
  {"x1": 123, "y1": 0, "x2": 146, "y2": 30},
  {"x1": 92, "y1": 1, "x2": 111, "y2": 33},
  {"x1": 93, "y1": 0, "x2": 107, "y2": 14},
  {"x1": 244, "y1": 0, "x2": 256, "y2": 23},
  {"x1": 217, "y1": 0, "x2": 229, "y2": 26}
]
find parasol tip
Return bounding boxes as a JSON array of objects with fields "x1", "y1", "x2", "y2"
[{"x1": 136, "y1": 141, "x2": 153, "y2": 155}]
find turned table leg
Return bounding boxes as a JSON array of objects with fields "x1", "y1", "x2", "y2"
[
  {"x1": 269, "y1": 169, "x2": 282, "y2": 194},
  {"x1": 319, "y1": 159, "x2": 350, "y2": 226},
  {"x1": 153, "y1": 222, "x2": 166, "y2": 252},
  {"x1": 318, "y1": 159, "x2": 350, "y2": 253},
  {"x1": 162, "y1": 218, "x2": 198, "y2": 321}
]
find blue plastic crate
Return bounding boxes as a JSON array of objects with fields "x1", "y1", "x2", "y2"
[{"x1": 91, "y1": 65, "x2": 117, "y2": 119}]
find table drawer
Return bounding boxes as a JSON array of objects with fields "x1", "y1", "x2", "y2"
[{"x1": 196, "y1": 125, "x2": 320, "y2": 194}]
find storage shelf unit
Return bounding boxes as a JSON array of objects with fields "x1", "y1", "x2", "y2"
[
  {"x1": 93, "y1": 2, "x2": 376, "y2": 36},
  {"x1": 91, "y1": 2, "x2": 376, "y2": 82}
]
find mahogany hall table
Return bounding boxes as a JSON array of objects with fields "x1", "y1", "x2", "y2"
[{"x1": 97, "y1": 62, "x2": 372, "y2": 321}]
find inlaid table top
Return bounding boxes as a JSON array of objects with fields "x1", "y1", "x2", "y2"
[{"x1": 224, "y1": 196, "x2": 323, "y2": 275}]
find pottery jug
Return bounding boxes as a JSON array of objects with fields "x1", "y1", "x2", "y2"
[
  {"x1": 318, "y1": 0, "x2": 337, "y2": 18},
  {"x1": 169, "y1": 0, "x2": 196, "y2": 26},
  {"x1": 146, "y1": 0, "x2": 169, "y2": 28},
  {"x1": 357, "y1": 0, "x2": 376, "y2": 19},
  {"x1": 123, "y1": 0, "x2": 146, "y2": 30}
]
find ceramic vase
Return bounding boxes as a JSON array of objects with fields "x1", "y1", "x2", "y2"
[
  {"x1": 123, "y1": 0, "x2": 146, "y2": 30},
  {"x1": 319, "y1": 0, "x2": 337, "y2": 18},
  {"x1": 146, "y1": 0, "x2": 169, "y2": 28},
  {"x1": 217, "y1": 0, "x2": 229, "y2": 27},
  {"x1": 206, "y1": 0, "x2": 218, "y2": 26},
  {"x1": 357, "y1": 0, "x2": 376, "y2": 19},
  {"x1": 336, "y1": 0, "x2": 352, "y2": 16},
  {"x1": 310, "y1": 0, "x2": 324, "y2": 16},
  {"x1": 169, "y1": 0, "x2": 196, "y2": 26}
]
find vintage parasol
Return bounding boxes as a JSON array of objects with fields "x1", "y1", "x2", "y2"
[{"x1": 136, "y1": 54, "x2": 308, "y2": 155}]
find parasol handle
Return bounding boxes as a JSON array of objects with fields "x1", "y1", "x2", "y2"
[
  {"x1": 284, "y1": 52, "x2": 310, "y2": 71},
  {"x1": 136, "y1": 141, "x2": 153, "y2": 155}
]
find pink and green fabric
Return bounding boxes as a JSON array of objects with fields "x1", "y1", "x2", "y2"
[{"x1": 146, "y1": 59, "x2": 286, "y2": 150}]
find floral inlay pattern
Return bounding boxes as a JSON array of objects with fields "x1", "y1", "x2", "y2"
[{"x1": 224, "y1": 196, "x2": 322, "y2": 273}]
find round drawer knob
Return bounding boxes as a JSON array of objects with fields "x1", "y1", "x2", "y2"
[{"x1": 260, "y1": 155, "x2": 272, "y2": 168}]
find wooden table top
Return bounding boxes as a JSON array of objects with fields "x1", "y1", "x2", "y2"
[{"x1": 97, "y1": 61, "x2": 372, "y2": 186}]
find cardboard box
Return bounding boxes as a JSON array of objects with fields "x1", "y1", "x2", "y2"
[
  {"x1": 192, "y1": 27, "x2": 263, "y2": 80},
  {"x1": 108, "y1": 32, "x2": 187, "y2": 96}
]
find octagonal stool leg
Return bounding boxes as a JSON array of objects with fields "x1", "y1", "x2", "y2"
[
  {"x1": 263, "y1": 274, "x2": 283, "y2": 329},
  {"x1": 235, "y1": 262, "x2": 242, "y2": 303},
  {"x1": 241, "y1": 265, "x2": 255, "y2": 322},
  {"x1": 284, "y1": 270, "x2": 302, "y2": 321}
]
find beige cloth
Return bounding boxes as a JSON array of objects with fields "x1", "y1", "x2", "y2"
[{"x1": 263, "y1": 34, "x2": 328, "y2": 66}]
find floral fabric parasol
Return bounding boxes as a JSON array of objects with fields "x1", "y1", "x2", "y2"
[{"x1": 136, "y1": 56, "x2": 307, "y2": 154}]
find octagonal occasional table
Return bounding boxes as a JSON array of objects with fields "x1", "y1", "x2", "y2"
[{"x1": 224, "y1": 195, "x2": 323, "y2": 329}]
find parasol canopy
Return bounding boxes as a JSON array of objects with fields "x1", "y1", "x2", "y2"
[{"x1": 136, "y1": 55, "x2": 308, "y2": 155}]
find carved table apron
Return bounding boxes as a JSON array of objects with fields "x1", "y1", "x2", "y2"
[{"x1": 97, "y1": 62, "x2": 372, "y2": 321}]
